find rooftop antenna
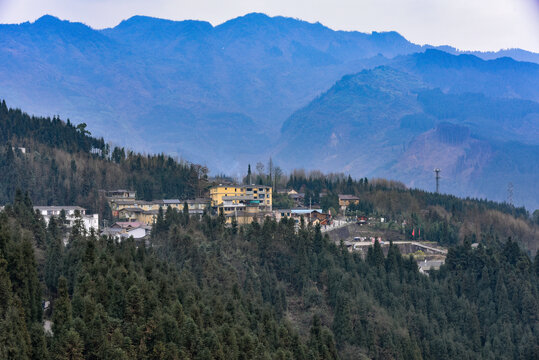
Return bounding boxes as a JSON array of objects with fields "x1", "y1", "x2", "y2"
[{"x1": 434, "y1": 168, "x2": 441, "y2": 193}]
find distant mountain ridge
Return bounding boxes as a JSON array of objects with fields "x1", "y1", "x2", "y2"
[
  {"x1": 276, "y1": 63, "x2": 539, "y2": 209},
  {"x1": 391, "y1": 49, "x2": 539, "y2": 101},
  {"x1": 1, "y1": 13, "x2": 538, "y2": 208},
  {"x1": 0, "y1": 13, "x2": 424, "y2": 164},
  {"x1": 1, "y1": 14, "x2": 537, "y2": 136}
]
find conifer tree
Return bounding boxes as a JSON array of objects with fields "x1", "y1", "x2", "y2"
[
  {"x1": 52, "y1": 277, "x2": 72, "y2": 337},
  {"x1": 54, "y1": 329, "x2": 84, "y2": 360},
  {"x1": 45, "y1": 217, "x2": 64, "y2": 293},
  {"x1": 29, "y1": 323, "x2": 49, "y2": 360},
  {"x1": 333, "y1": 294, "x2": 352, "y2": 343},
  {"x1": 183, "y1": 201, "x2": 190, "y2": 226},
  {"x1": 0, "y1": 258, "x2": 32, "y2": 360}
]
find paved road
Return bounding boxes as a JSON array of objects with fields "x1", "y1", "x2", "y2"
[
  {"x1": 342, "y1": 240, "x2": 447, "y2": 254},
  {"x1": 320, "y1": 220, "x2": 350, "y2": 232},
  {"x1": 398, "y1": 241, "x2": 447, "y2": 254}
]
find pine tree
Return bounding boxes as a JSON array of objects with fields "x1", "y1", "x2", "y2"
[
  {"x1": 0, "y1": 258, "x2": 32, "y2": 360},
  {"x1": 52, "y1": 277, "x2": 72, "y2": 337},
  {"x1": 183, "y1": 201, "x2": 190, "y2": 226},
  {"x1": 9, "y1": 236, "x2": 42, "y2": 324},
  {"x1": 367, "y1": 240, "x2": 385, "y2": 267},
  {"x1": 21, "y1": 237, "x2": 42, "y2": 323},
  {"x1": 29, "y1": 322, "x2": 49, "y2": 360},
  {"x1": 309, "y1": 315, "x2": 323, "y2": 355},
  {"x1": 45, "y1": 217, "x2": 64, "y2": 293},
  {"x1": 54, "y1": 329, "x2": 84, "y2": 360},
  {"x1": 385, "y1": 241, "x2": 401, "y2": 273},
  {"x1": 124, "y1": 285, "x2": 143, "y2": 324},
  {"x1": 333, "y1": 294, "x2": 353, "y2": 343}
]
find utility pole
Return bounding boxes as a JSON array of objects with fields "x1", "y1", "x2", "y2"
[{"x1": 434, "y1": 168, "x2": 441, "y2": 194}]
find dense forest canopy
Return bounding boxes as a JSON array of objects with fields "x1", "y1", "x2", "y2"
[{"x1": 0, "y1": 192, "x2": 537, "y2": 359}]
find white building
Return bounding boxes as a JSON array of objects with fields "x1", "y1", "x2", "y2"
[
  {"x1": 101, "y1": 221, "x2": 150, "y2": 241},
  {"x1": 34, "y1": 206, "x2": 99, "y2": 233}
]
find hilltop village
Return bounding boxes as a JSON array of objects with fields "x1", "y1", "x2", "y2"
[
  {"x1": 21, "y1": 185, "x2": 367, "y2": 241},
  {"x1": 102, "y1": 185, "x2": 359, "y2": 239},
  {"x1": 18, "y1": 184, "x2": 448, "y2": 273}
]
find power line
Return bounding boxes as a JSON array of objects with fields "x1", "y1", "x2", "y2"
[
  {"x1": 434, "y1": 168, "x2": 441, "y2": 193},
  {"x1": 507, "y1": 182, "x2": 513, "y2": 205}
]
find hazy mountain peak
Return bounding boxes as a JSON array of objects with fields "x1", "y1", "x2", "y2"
[
  {"x1": 22, "y1": 14, "x2": 109, "y2": 43},
  {"x1": 31, "y1": 14, "x2": 94, "y2": 32},
  {"x1": 101, "y1": 15, "x2": 213, "y2": 43},
  {"x1": 115, "y1": 15, "x2": 175, "y2": 27},
  {"x1": 216, "y1": 12, "x2": 330, "y2": 34},
  {"x1": 34, "y1": 14, "x2": 62, "y2": 24},
  {"x1": 369, "y1": 30, "x2": 409, "y2": 43},
  {"x1": 112, "y1": 15, "x2": 213, "y2": 30},
  {"x1": 232, "y1": 12, "x2": 272, "y2": 22}
]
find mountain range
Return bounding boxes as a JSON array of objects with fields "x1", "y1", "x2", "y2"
[
  {"x1": 276, "y1": 64, "x2": 539, "y2": 208},
  {"x1": 1, "y1": 13, "x2": 538, "y2": 209}
]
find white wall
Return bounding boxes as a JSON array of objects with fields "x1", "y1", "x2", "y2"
[{"x1": 41, "y1": 213, "x2": 99, "y2": 233}]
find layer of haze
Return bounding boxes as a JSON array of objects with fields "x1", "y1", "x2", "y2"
[{"x1": 0, "y1": 0, "x2": 538, "y2": 52}]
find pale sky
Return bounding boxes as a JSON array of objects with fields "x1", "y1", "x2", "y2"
[{"x1": 0, "y1": 0, "x2": 538, "y2": 52}]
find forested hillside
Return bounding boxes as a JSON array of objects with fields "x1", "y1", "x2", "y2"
[
  {"x1": 278, "y1": 172, "x2": 538, "y2": 255},
  {"x1": 1, "y1": 100, "x2": 538, "y2": 359},
  {"x1": 0, "y1": 100, "x2": 208, "y2": 214},
  {"x1": 1, "y1": 191, "x2": 537, "y2": 359}
]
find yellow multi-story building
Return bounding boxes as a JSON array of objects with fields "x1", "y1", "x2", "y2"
[
  {"x1": 210, "y1": 185, "x2": 272, "y2": 222},
  {"x1": 210, "y1": 185, "x2": 272, "y2": 209}
]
